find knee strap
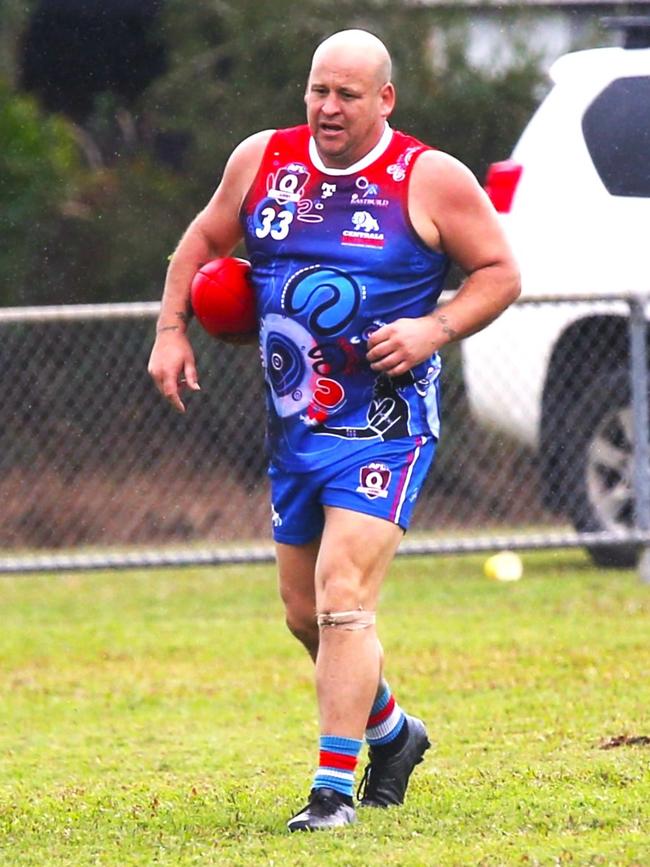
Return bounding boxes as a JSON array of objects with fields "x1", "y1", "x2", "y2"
[{"x1": 317, "y1": 609, "x2": 376, "y2": 630}]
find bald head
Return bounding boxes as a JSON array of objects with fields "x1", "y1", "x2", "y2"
[
  {"x1": 311, "y1": 30, "x2": 392, "y2": 88},
  {"x1": 305, "y1": 28, "x2": 396, "y2": 168}
]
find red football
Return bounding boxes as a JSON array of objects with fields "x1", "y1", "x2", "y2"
[{"x1": 190, "y1": 257, "x2": 257, "y2": 338}]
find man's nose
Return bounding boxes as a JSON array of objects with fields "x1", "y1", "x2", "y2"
[{"x1": 321, "y1": 92, "x2": 340, "y2": 114}]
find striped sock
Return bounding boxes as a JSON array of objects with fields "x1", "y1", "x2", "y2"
[
  {"x1": 313, "y1": 735, "x2": 362, "y2": 799},
  {"x1": 365, "y1": 681, "x2": 407, "y2": 750}
]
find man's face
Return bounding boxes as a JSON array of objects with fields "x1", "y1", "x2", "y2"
[{"x1": 305, "y1": 54, "x2": 395, "y2": 169}]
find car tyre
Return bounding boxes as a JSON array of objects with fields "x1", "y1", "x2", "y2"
[{"x1": 563, "y1": 369, "x2": 642, "y2": 568}]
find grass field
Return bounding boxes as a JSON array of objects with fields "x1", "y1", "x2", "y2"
[{"x1": 0, "y1": 550, "x2": 649, "y2": 866}]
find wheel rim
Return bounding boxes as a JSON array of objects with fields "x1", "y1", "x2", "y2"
[{"x1": 585, "y1": 405, "x2": 635, "y2": 530}]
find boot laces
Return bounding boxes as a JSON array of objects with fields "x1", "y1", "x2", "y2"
[{"x1": 356, "y1": 761, "x2": 373, "y2": 801}]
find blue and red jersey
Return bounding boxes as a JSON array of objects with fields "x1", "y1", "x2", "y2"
[{"x1": 240, "y1": 123, "x2": 449, "y2": 471}]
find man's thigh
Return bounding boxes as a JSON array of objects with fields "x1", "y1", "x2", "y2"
[
  {"x1": 315, "y1": 435, "x2": 435, "y2": 608},
  {"x1": 275, "y1": 537, "x2": 320, "y2": 609},
  {"x1": 316, "y1": 506, "x2": 404, "y2": 610}
]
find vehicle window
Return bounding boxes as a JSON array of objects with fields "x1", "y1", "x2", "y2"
[{"x1": 582, "y1": 76, "x2": 650, "y2": 197}]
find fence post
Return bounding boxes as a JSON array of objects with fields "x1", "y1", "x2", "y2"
[{"x1": 628, "y1": 295, "x2": 650, "y2": 583}]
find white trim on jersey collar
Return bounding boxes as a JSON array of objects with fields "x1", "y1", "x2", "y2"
[{"x1": 308, "y1": 123, "x2": 393, "y2": 176}]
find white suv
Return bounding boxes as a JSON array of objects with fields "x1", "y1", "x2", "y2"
[{"x1": 461, "y1": 23, "x2": 650, "y2": 565}]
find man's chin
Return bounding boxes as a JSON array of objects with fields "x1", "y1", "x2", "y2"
[{"x1": 315, "y1": 136, "x2": 349, "y2": 166}]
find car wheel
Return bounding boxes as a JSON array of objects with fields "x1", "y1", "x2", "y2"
[{"x1": 563, "y1": 369, "x2": 641, "y2": 567}]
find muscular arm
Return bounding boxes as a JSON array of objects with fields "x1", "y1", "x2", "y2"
[
  {"x1": 366, "y1": 150, "x2": 520, "y2": 377},
  {"x1": 148, "y1": 130, "x2": 273, "y2": 411}
]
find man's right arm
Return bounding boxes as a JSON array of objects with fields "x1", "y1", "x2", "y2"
[{"x1": 148, "y1": 129, "x2": 273, "y2": 412}]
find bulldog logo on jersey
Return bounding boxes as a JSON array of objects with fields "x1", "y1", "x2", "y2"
[
  {"x1": 352, "y1": 211, "x2": 380, "y2": 233},
  {"x1": 357, "y1": 463, "x2": 392, "y2": 499},
  {"x1": 341, "y1": 211, "x2": 384, "y2": 248}
]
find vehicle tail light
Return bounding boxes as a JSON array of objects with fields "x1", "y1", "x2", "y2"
[{"x1": 484, "y1": 160, "x2": 523, "y2": 213}]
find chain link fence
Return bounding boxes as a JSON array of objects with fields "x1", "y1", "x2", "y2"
[{"x1": 1, "y1": 296, "x2": 649, "y2": 576}]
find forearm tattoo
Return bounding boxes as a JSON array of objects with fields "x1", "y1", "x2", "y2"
[
  {"x1": 156, "y1": 310, "x2": 191, "y2": 334},
  {"x1": 434, "y1": 312, "x2": 459, "y2": 341}
]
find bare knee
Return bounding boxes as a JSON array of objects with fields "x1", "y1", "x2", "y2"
[
  {"x1": 280, "y1": 589, "x2": 319, "y2": 655},
  {"x1": 316, "y1": 573, "x2": 366, "y2": 614},
  {"x1": 286, "y1": 609, "x2": 318, "y2": 649}
]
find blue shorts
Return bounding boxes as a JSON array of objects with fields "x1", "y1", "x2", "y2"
[{"x1": 269, "y1": 435, "x2": 436, "y2": 545}]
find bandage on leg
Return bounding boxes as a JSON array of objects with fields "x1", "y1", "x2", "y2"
[{"x1": 317, "y1": 609, "x2": 376, "y2": 630}]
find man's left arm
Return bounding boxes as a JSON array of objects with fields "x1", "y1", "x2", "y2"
[{"x1": 367, "y1": 151, "x2": 521, "y2": 377}]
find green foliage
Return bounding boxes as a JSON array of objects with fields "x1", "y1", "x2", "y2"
[
  {"x1": 1, "y1": 1, "x2": 547, "y2": 304},
  {"x1": 0, "y1": 0, "x2": 36, "y2": 85},
  {"x1": 143, "y1": 0, "x2": 384, "y2": 200},
  {"x1": 0, "y1": 81, "x2": 80, "y2": 304},
  {"x1": 0, "y1": 551, "x2": 649, "y2": 864},
  {"x1": 389, "y1": 23, "x2": 544, "y2": 179},
  {"x1": 146, "y1": 1, "x2": 543, "y2": 193}
]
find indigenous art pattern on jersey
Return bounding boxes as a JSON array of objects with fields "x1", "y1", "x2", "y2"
[{"x1": 240, "y1": 124, "x2": 450, "y2": 471}]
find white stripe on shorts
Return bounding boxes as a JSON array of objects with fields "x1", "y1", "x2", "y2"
[{"x1": 393, "y1": 437, "x2": 425, "y2": 525}]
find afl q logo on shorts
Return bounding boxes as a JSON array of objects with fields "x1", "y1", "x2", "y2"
[{"x1": 357, "y1": 463, "x2": 392, "y2": 500}]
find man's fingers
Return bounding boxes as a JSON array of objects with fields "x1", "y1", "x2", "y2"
[
  {"x1": 161, "y1": 372, "x2": 186, "y2": 413},
  {"x1": 366, "y1": 337, "x2": 394, "y2": 364},
  {"x1": 369, "y1": 348, "x2": 412, "y2": 376},
  {"x1": 184, "y1": 360, "x2": 201, "y2": 392},
  {"x1": 148, "y1": 331, "x2": 199, "y2": 411},
  {"x1": 366, "y1": 325, "x2": 391, "y2": 352},
  {"x1": 164, "y1": 388, "x2": 186, "y2": 413},
  {"x1": 368, "y1": 340, "x2": 400, "y2": 368},
  {"x1": 366, "y1": 323, "x2": 392, "y2": 346},
  {"x1": 169, "y1": 394, "x2": 186, "y2": 413}
]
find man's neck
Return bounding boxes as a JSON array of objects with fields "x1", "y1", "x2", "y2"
[{"x1": 309, "y1": 123, "x2": 393, "y2": 176}]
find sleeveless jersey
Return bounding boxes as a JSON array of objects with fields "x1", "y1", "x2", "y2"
[{"x1": 240, "y1": 124, "x2": 450, "y2": 471}]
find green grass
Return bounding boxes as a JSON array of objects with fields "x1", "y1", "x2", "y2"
[{"x1": 0, "y1": 551, "x2": 649, "y2": 866}]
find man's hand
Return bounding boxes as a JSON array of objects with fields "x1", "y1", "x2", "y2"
[
  {"x1": 148, "y1": 331, "x2": 200, "y2": 413},
  {"x1": 366, "y1": 316, "x2": 441, "y2": 377}
]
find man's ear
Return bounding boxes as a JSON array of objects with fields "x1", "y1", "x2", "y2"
[{"x1": 380, "y1": 82, "x2": 396, "y2": 119}]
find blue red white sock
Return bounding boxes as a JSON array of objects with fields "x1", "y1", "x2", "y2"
[
  {"x1": 365, "y1": 681, "x2": 406, "y2": 749},
  {"x1": 313, "y1": 735, "x2": 362, "y2": 799}
]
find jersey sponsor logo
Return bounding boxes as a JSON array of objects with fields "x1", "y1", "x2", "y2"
[
  {"x1": 356, "y1": 462, "x2": 392, "y2": 499},
  {"x1": 350, "y1": 192, "x2": 390, "y2": 207},
  {"x1": 341, "y1": 211, "x2": 384, "y2": 248},
  {"x1": 352, "y1": 211, "x2": 380, "y2": 233},
  {"x1": 267, "y1": 163, "x2": 310, "y2": 203},
  {"x1": 387, "y1": 145, "x2": 421, "y2": 182},
  {"x1": 350, "y1": 178, "x2": 388, "y2": 206},
  {"x1": 352, "y1": 178, "x2": 387, "y2": 205},
  {"x1": 321, "y1": 182, "x2": 336, "y2": 199}
]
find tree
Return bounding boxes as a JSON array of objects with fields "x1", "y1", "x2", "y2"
[
  {"x1": 0, "y1": 82, "x2": 80, "y2": 304},
  {"x1": 1, "y1": 0, "x2": 546, "y2": 305}
]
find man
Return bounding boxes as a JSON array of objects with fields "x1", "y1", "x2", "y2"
[{"x1": 148, "y1": 29, "x2": 520, "y2": 831}]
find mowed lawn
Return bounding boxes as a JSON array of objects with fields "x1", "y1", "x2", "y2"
[{"x1": 0, "y1": 551, "x2": 649, "y2": 866}]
